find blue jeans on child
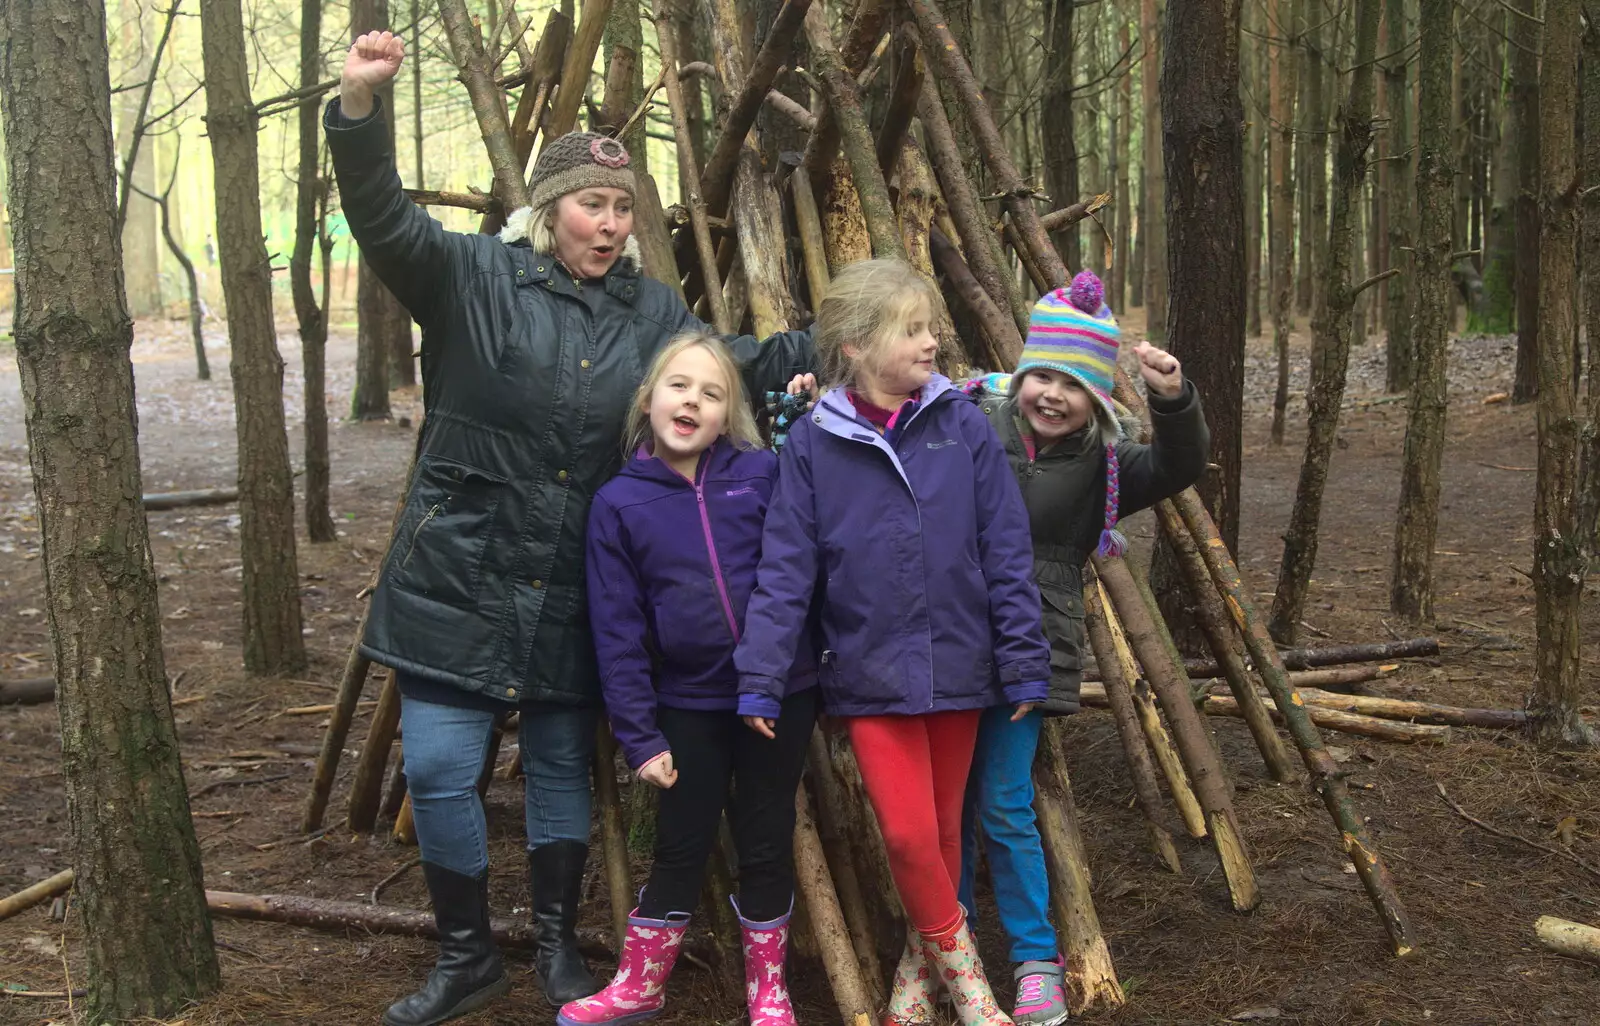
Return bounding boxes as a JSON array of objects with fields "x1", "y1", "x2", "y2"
[
  {"x1": 399, "y1": 694, "x2": 599, "y2": 876},
  {"x1": 958, "y1": 704, "x2": 1059, "y2": 963}
]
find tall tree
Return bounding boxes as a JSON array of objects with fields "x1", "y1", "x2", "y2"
[
  {"x1": 1043, "y1": 0, "x2": 1081, "y2": 270},
  {"x1": 0, "y1": 0, "x2": 220, "y2": 1017},
  {"x1": 1268, "y1": 0, "x2": 1295, "y2": 443},
  {"x1": 294, "y1": 0, "x2": 337, "y2": 543},
  {"x1": 116, "y1": 0, "x2": 164, "y2": 318},
  {"x1": 1528, "y1": 0, "x2": 1597, "y2": 745},
  {"x1": 1244, "y1": 0, "x2": 1263, "y2": 338},
  {"x1": 1149, "y1": 0, "x2": 1246, "y2": 644},
  {"x1": 1141, "y1": 0, "x2": 1168, "y2": 338},
  {"x1": 1480, "y1": 5, "x2": 1518, "y2": 335},
  {"x1": 1510, "y1": 0, "x2": 1540, "y2": 403},
  {"x1": 1390, "y1": 0, "x2": 1454, "y2": 622},
  {"x1": 1383, "y1": 0, "x2": 1414, "y2": 390},
  {"x1": 201, "y1": 0, "x2": 308, "y2": 672},
  {"x1": 1113, "y1": 7, "x2": 1133, "y2": 310},
  {"x1": 1270, "y1": 0, "x2": 1382, "y2": 644},
  {"x1": 1300, "y1": 9, "x2": 1329, "y2": 320}
]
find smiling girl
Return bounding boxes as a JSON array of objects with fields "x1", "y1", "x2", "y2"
[
  {"x1": 566, "y1": 334, "x2": 818, "y2": 1026},
  {"x1": 958, "y1": 271, "x2": 1209, "y2": 1025}
]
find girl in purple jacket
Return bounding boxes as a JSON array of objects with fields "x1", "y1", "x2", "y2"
[
  {"x1": 734, "y1": 259, "x2": 1052, "y2": 1026},
  {"x1": 563, "y1": 333, "x2": 818, "y2": 1026}
]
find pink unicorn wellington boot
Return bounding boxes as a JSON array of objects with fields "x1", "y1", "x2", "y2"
[
  {"x1": 556, "y1": 906, "x2": 690, "y2": 1026},
  {"x1": 733, "y1": 897, "x2": 796, "y2": 1026}
]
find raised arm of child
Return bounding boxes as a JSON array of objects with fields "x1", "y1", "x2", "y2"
[{"x1": 1113, "y1": 341, "x2": 1212, "y2": 518}]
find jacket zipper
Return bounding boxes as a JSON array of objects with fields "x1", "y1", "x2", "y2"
[{"x1": 695, "y1": 460, "x2": 741, "y2": 641}]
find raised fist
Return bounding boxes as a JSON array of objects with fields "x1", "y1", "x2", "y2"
[{"x1": 341, "y1": 30, "x2": 404, "y2": 105}]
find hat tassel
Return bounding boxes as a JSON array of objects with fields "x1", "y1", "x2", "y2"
[{"x1": 1097, "y1": 443, "x2": 1126, "y2": 558}]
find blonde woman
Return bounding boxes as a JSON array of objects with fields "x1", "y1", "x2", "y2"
[{"x1": 329, "y1": 32, "x2": 815, "y2": 1026}]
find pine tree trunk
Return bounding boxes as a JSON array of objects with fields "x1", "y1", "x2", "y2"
[
  {"x1": 1269, "y1": 0, "x2": 1382, "y2": 646},
  {"x1": 1114, "y1": 11, "x2": 1133, "y2": 310},
  {"x1": 1383, "y1": 0, "x2": 1414, "y2": 390},
  {"x1": 1481, "y1": 33, "x2": 1518, "y2": 335},
  {"x1": 1390, "y1": 0, "x2": 1454, "y2": 623},
  {"x1": 1141, "y1": 0, "x2": 1168, "y2": 338},
  {"x1": 1528, "y1": 0, "x2": 1597, "y2": 745},
  {"x1": 1243, "y1": 0, "x2": 1263, "y2": 338},
  {"x1": 605, "y1": 0, "x2": 649, "y2": 163},
  {"x1": 1156, "y1": 0, "x2": 1246, "y2": 556},
  {"x1": 1131, "y1": 176, "x2": 1147, "y2": 305},
  {"x1": 1042, "y1": 0, "x2": 1080, "y2": 272},
  {"x1": 1268, "y1": 0, "x2": 1295, "y2": 444},
  {"x1": 1511, "y1": 0, "x2": 1541, "y2": 404},
  {"x1": 293, "y1": 0, "x2": 337, "y2": 544},
  {"x1": 201, "y1": 0, "x2": 308, "y2": 673},
  {"x1": 1304, "y1": 11, "x2": 1330, "y2": 320},
  {"x1": 411, "y1": 0, "x2": 424, "y2": 186},
  {"x1": 0, "y1": 1, "x2": 221, "y2": 1016}
]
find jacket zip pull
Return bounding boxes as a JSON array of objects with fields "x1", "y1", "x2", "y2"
[
  {"x1": 695, "y1": 471, "x2": 742, "y2": 642},
  {"x1": 401, "y1": 504, "x2": 442, "y2": 567}
]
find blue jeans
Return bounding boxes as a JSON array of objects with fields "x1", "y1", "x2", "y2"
[
  {"x1": 959, "y1": 705, "x2": 1059, "y2": 963},
  {"x1": 400, "y1": 695, "x2": 599, "y2": 876}
]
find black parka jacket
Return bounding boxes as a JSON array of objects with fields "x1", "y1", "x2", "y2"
[
  {"x1": 325, "y1": 99, "x2": 815, "y2": 705},
  {"x1": 976, "y1": 381, "x2": 1209, "y2": 714}
]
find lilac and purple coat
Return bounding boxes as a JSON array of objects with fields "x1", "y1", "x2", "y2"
[
  {"x1": 734, "y1": 374, "x2": 1051, "y2": 720},
  {"x1": 586, "y1": 437, "x2": 817, "y2": 770}
]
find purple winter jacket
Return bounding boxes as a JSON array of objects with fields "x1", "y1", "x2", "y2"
[
  {"x1": 734, "y1": 375, "x2": 1051, "y2": 719},
  {"x1": 586, "y1": 437, "x2": 817, "y2": 769}
]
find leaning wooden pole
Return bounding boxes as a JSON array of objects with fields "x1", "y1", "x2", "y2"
[
  {"x1": 906, "y1": 0, "x2": 1069, "y2": 287},
  {"x1": 808, "y1": 729, "x2": 889, "y2": 998},
  {"x1": 793, "y1": 783, "x2": 875, "y2": 1026},
  {"x1": 1094, "y1": 578, "x2": 1207, "y2": 840},
  {"x1": 1082, "y1": 583, "x2": 1184, "y2": 873},
  {"x1": 1034, "y1": 723, "x2": 1126, "y2": 1011},
  {"x1": 303, "y1": 609, "x2": 376, "y2": 831},
  {"x1": 805, "y1": 5, "x2": 904, "y2": 259},
  {"x1": 650, "y1": 0, "x2": 732, "y2": 331},
  {"x1": 1175, "y1": 491, "x2": 1416, "y2": 954},
  {"x1": 347, "y1": 670, "x2": 402, "y2": 833},
  {"x1": 437, "y1": 0, "x2": 533, "y2": 208},
  {"x1": 1095, "y1": 556, "x2": 1261, "y2": 912},
  {"x1": 593, "y1": 725, "x2": 633, "y2": 951},
  {"x1": 541, "y1": 0, "x2": 614, "y2": 143},
  {"x1": 1154, "y1": 498, "x2": 1299, "y2": 783}
]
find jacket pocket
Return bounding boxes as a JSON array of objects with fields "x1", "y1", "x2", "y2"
[
  {"x1": 1038, "y1": 579, "x2": 1087, "y2": 713},
  {"x1": 388, "y1": 455, "x2": 508, "y2": 608}
]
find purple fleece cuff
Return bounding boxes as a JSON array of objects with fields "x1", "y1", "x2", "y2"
[
  {"x1": 1004, "y1": 680, "x2": 1049, "y2": 706},
  {"x1": 737, "y1": 693, "x2": 783, "y2": 720}
]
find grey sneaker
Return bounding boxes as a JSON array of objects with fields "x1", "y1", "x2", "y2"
[{"x1": 1012, "y1": 958, "x2": 1069, "y2": 1026}]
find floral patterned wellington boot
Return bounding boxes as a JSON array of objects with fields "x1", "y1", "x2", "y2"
[
  {"x1": 882, "y1": 928, "x2": 937, "y2": 1026},
  {"x1": 920, "y1": 915, "x2": 1015, "y2": 1026},
  {"x1": 556, "y1": 907, "x2": 690, "y2": 1026},
  {"x1": 733, "y1": 898, "x2": 796, "y2": 1026},
  {"x1": 1011, "y1": 957, "x2": 1069, "y2": 1026}
]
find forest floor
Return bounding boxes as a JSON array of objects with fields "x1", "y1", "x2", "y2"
[{"x1": 1, "y1": 312, "x2": 1598, "y2": 1026}]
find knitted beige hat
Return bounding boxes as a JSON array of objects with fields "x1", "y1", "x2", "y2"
[{"x1": 527, "y1": 132, "x2": 636, "y2": 210}]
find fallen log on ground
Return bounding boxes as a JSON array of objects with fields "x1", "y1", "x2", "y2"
[
  {"x1": 0, "y1": 678, "x2": 54, "y2": 706},
  {"x1": 1285, "y1": 688, "x2": 1526, "y2": 730},
  {"x1": 0, "y1": 870, "x2": 75, "y2": 922},
  {"x1": 1534, "y1": 916, "x2": 1600, "y2": 964},
  {"x1": 1078, "y1": 684, "x2": 1452, "y2": 742},
  {"x1": 1191, "y1": 638, "x2": 1439, "y2": 678},
  {"x1": 142, "y1": 488, "x2": 240, "y2": 511}
]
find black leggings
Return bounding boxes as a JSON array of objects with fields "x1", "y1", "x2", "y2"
[{"x1": 637, "y1": 688, "x2": 818, "y2": 923}]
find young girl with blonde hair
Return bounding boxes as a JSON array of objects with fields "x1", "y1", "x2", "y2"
[
  {"x1": 735, "y1": 258, "x2": 1051, "y2": 1026},
  {"x1": 562, "y1": 333, "x2": 818, "y2": 1026}
]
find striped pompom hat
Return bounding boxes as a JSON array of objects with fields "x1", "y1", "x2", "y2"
[{"x1": 1014, "y1": 270, "x2": 1128, "y2": 558}]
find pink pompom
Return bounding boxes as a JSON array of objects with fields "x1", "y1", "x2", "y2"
[{"x1": 1067, "y1": 270, "x2": 1105, "y2": 315}]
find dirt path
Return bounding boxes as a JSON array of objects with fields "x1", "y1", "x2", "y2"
[{"x1": 1, "y1": 318, "x2": 1596, "y2": 1025}]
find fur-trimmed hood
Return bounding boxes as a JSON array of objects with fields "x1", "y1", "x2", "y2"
[{"x1": 497, "y1": 205, "x2": 643, "y2": 265}]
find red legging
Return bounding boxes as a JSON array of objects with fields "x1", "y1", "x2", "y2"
[{"x1": 846, "y1": 710, "x2": 981, "y2": 940}]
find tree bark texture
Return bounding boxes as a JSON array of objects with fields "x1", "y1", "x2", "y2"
[
  {"x1": 1243, "y1": 0, "x2": 1262, "y2": 337},
  {"x1": 1269, "y1": 0, "x2": 1381, "y2": 646},
  {"x1": 602, "y1": 0, "x2": 648, "y2": 161},
  {"x1": 1268, "y1": 0, "x2": 1295, "y2": 444},
  {"x1": 1481, "y1": 72, "x2": 1518, "y2": 335},
  {"x1": 1391, "y1": 0, "x2": 1455, "y2": 624},
  {"x1": 1528, "y1": 0, "x2": 1597, "y2": 746},
  {"x1": 1141, "y1": 0, "x2": 1168, "y2": 337},
  {"x1": 1511, "y1": 0, "x2": 1541, "y2": 404},
  {"x1": 1042, "y1": 0, "x2": 1080, "y2": 271},
  {"x1": 0, "y1": 0, "x2": 221, "y2": 1015},
  {"x1": 201, "y1": 0, "x2": 307, "y2": 674},
  {"x1": 1383, "y1": 0, "x2": 1415, "y2": 390},
  {"x1": 1114, "y1": 13, "x2": 1134, "y2": 311},
  {"x1": 1298, "y1": 10, "x2": 1329, "y2": 319},
  {"x1": 295, "y1": 0, "x2": 337, "y2": 544}
]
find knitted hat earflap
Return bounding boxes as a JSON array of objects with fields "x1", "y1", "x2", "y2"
[{"x1": 1099, "y1": 441, "x2": 1126, "y2": 558}]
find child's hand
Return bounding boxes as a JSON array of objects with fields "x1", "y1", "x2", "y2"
[
  {"x1": 638, "y1": 751, "x2": 677, "y2": 789},
  {"x1": 1010, "y1": 703, "x2": 1037, "y2": 722},
  {"x1": 743, "y1": 715, "x2": 778, "y2": 739},
  {"x1": 1132, "y1": 341, "x2": 1183, "y2": 398}
]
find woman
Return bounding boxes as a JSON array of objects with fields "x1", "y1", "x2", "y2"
[{"x1": 327, "y1": 31, "x2": 816, "y2": 1026}]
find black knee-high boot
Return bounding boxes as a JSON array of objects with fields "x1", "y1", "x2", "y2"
[
  {"x1": 382, "y1": 862, "x2": 510, "y2": 1026},
  {"x1": 528, "y1": 840, "x2": 600, "y2": 1003}
]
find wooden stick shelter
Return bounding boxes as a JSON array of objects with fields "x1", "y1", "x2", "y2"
[{"x1": 300, "y1": 1, "x2": 1431, "y2": 1019}]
